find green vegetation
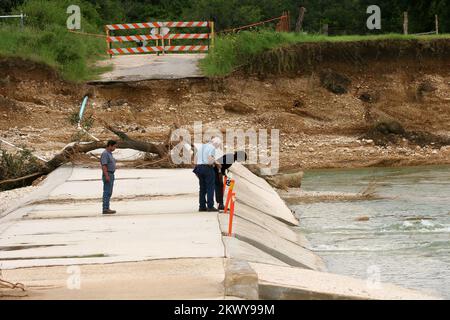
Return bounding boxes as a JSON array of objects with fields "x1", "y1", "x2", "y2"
[
  {"x1": 0, "y1": 147, "x2": 42, "y2": 190},
  {"x1": 0, "y1": 0, "x2": 108, "y2": 82},
  {"x1": 2, "y1": 1, "x2": 450, "y2": 34},
  {"x1": 0, "y1": 26, "x2": 108, "y2": 81},
  {"x1": 1, "y1": 0, "x2": 449, "y2": 80},
  {"x1": 201, "y1": 31, "x2": 450, "y2": 76}
]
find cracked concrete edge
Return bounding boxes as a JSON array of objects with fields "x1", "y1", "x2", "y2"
[
  {"x1": 0, "y1": 165, "x2": 73, "y2": 227},
  {"x1": 218, "y1": 215, "x2": 326, "y2": 272},
  {"x1": 257, "y1": 283, "x2": 366, "y2": 300},
  {"x1": 223, "y1": 259, "x2": 259, "y2": 300}
]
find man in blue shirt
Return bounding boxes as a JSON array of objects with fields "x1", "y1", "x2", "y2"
[
  {"x1": 193, "y1": 138, "x2": 221, "y2": 212},
  {"x1": 100, "y1": 140, "x2": 117, "y2": 215}
]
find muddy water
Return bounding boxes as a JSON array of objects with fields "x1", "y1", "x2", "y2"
[{"x1": 291, "y1": 165, "x2": 450, "y2": 299}]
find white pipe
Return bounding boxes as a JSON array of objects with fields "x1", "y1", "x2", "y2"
[{"x1": 0, "y1": 14, "x2": 26, "y2": 18}]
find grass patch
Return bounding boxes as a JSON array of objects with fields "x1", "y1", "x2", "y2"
[
  {"x1": 201, "y1": 31, "x2": 450, "y2": 77},
  {"x1": 0, "y1": 25, "x2": 108, "y2": 82}
]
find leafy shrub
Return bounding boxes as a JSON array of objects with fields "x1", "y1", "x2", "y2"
[{"x1": 0, "y1": 148, "x2": 42, "y2": 188}]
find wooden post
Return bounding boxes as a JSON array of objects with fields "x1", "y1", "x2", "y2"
[
  {"x1": 435, "y1": 15, "x2": 439, "y2": 35},
  {"x1": 106, "y1": 27, "x2": 112, "y2": 59},
  {"x1": 295, "y1": 6, "x2": 306, "y2": 33},
  {"x1": 157, "y1": 27, "x2": 160, "y2": 56},
  {"x1": 403, "y1": 12, "x2": 408, "y2": 35},
  {"x1": 20, "y1": 12, "x2": 24, "y2": 29},
  {"x1": 161, "y1": 28, "x2": 165, "y2": 55},
  {"x1": 210, "y1": 21, "x2": 215, "y2": 49}
]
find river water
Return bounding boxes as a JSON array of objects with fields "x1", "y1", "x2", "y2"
[{"x1": 291, "y1": 165, "x2": 450, "y2": 299}]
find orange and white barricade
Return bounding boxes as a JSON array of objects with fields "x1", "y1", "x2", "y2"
[
  {"x1": 228, "y1": 192, "x2": 236, "y2": 237},
  {"x1": 224, "y1": 178, "x2": 235, "y2": 214},
  {"x1": 105, "y1": 21, "x2": 214, "y2": 56}
]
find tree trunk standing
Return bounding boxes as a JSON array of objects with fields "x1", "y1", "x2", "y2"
[
  {"x1": 435, "y1": 15, "x2": 439, "y2": 34},
  {"x1": 403, "y1": 12, "x2": 408, "y2": 35},
  {"x1": 295, "y1": 7, "x2": 306, "y2": 33}
]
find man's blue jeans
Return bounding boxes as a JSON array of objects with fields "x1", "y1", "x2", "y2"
[
  {"x1": 102, "y1": 173, "x2": 115, "y2": 211},
  {"x1": 196, "y1": 165, "x2": 215, "y2": 210}
]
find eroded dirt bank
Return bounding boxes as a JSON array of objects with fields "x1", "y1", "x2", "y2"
[{"x1": 1, "y1": 40, "x2": 450, "y2": 170}]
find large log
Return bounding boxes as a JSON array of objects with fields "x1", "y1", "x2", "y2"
[{"x1": 0, "y1": 125, "x2": 171, "y2": 190}]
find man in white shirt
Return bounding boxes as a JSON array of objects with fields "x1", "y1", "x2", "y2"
[{"x1": 193, "y1": 138, "x2": 221, "y2": 212}]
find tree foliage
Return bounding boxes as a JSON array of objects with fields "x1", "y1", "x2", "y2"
[{"x1": 1, "y1": 0, "x2": 449, "y2": 34}]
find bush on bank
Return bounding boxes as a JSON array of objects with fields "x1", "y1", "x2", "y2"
[{"x1": 0, "y1": 0, "x2": 107, "y2": 82}]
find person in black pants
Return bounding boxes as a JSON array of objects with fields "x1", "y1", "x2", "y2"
[
  {"x1": 193, "y1": 139, "x2": 221, "y2": 212},
  {"x1": 214, "y1": 151, "x2": 247, "y2": 212}
]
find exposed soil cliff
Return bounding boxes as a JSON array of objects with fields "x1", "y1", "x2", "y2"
[{"x1": 1, "y1": 40, "x2": 450, "y2": 171}]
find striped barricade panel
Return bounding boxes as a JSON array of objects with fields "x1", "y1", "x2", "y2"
[
  {"x1": 165, "y1": 45, "x2": 209, "y2": 52},
  {"x1": 108, "y1": 46, "x2": 164, "y2": 55},
  {"x1": 106, "y1": 22, "x2": 163, "y2": 30},
  {"x1": 106, "y1": 21, "x2": 212, "y2": 55},
  {"x1": 163, "y1": 21, "x2": 209, "y2": 28},
  {"x1": 106, "y1": 21, "x2": 209, "y2": 30},
  {"x1": 107, "y1": 35, "x2": 162, "y2": 42},
  {"x1": 164, "y1": 33, "x2": 210, "y2": 39},
  {"x1": 107, "y1": 34, "x2": 210, "y2": 42}
]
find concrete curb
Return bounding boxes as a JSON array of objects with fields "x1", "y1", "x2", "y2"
[
  {"x1": 258, "y1": 283, "x2": 364, "y2": 300},
  {"x1": 224, "y1": 259, "x2": 259, "y2": 300},
  {"x1": 0, "y1": 165, "x2": 73, "y2": 232}
]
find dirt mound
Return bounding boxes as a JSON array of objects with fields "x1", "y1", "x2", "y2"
[
  {"x1": 320, "y1": 69, "x2": 351, "y2": 94},
  {"x1": 0, "y1": 95, "x2": 20, "y2": 111},
  {"x1": 362, "y1": 121, "x2": 450, "y2": 148},
  {"x1": 223, "y1": 101, "x2": 254, "y2": 114}
]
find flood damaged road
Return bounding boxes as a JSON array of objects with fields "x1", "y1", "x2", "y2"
[
  {"x1": 0, "y1": 159, "x2": 439, "y2": 300},
  {"x1": 95, "y1": 53, "x2": 206, "y2": 82},
  {"x1": 0, "y1": 166, "x2": 224, "y2": 269},
  {"x1": 0, "y1": 164, "x2": 227, "y2": 299}
]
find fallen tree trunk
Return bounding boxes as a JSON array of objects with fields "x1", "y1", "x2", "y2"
[
  {"x1": 44, "y1": 126, "x2": 168, "y2": 173},
  {"x1": 0, "y1": 172, "x2": 43, "y2": 188},
  {"x1": 0, "y1": 125, "x2": 171, "y2": 190}
]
